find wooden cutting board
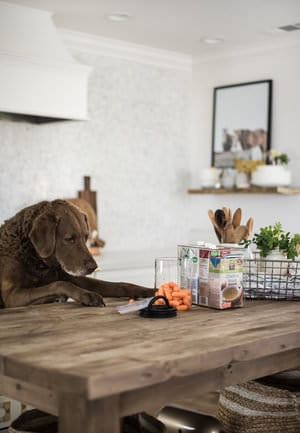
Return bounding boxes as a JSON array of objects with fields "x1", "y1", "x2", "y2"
[{"x1": 78, "y1": 176, "x2": 97, "y2": 215}]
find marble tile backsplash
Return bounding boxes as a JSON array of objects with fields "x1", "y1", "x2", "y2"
[{"x1": 0, "y1": 53, "x2": 194, "y2": 252}]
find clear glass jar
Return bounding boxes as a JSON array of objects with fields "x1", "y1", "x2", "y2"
[{"x1": 154, "y1": 257, "x2": 178, "y2": 289}]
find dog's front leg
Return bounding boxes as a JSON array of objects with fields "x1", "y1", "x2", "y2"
[
  {"x1": 2, "y1": 281, "x2": 105, "y2": 308},
  {"x1": 63, "y1": 274, "x2": 156, "y2": 299}
]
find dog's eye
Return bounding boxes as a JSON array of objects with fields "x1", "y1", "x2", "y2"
[{"x1": 65, "y1": 236, "x2": 75, "y2": 244}]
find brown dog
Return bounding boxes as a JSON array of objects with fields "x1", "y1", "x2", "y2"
[
  {"x1": 66, "y1": 198, "x2": 105, "y2": 249},
  {"x1": 0, "y1": 200, "x2": 155, "y2": 308}
]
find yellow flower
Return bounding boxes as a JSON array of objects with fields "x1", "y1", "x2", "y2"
[
  {"x1": 234, "y1": 159, "x2": 264, "y2": 174},
  {"x1": 269, "y1": 149, "x2": 282, "y2": 158}
]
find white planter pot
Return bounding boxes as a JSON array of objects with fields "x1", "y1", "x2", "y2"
[
  {"x1": 251, "y1": 165, "x2": 291, "y2": 187},
  {"x1": 258, "y1": 248, "x2": 288, "y2": 275}
]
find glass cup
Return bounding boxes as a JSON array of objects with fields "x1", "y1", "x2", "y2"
[{"x1": 155, "y1": 257, "x2": 178, "y2": 290}]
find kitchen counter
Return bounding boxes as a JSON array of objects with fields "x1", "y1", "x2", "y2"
[{"x1": 0, "y1": 300, "x2": 299, "y2": 433}]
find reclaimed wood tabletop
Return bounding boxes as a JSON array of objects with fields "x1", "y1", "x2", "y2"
[{"x1": 0, "y1": 299, "x2": 299, "y2": 432}]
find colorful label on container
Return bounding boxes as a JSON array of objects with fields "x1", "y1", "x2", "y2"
[{"x1": 178, "y1": 244, "x2": 244, "y2": 310}]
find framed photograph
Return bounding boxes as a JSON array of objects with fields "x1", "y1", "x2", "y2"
[{"x1": 211, "y1": 80, "x2": 272, "y2": 168}]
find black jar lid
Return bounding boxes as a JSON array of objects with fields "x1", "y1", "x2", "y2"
[{"x1": 139, "y1": 295, "x2": 177, "y2": 318}]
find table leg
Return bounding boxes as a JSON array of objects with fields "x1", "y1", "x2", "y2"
[{"x1": 59, "y1": 393, "x2": 121, "y2": 433}]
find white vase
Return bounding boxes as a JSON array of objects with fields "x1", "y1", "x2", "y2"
[
  {"x1": 235, "y1": 172, "x2": 250, "y2": 189},
  {"x1": 221, "y1": 169, "x2": 236, "y2": 188}
]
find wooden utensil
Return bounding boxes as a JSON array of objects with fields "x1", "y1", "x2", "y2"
[{"x1": 208, "y1": 207, "x2": 254, "y2": 243}]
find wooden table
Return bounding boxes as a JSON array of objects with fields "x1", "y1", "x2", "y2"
[{"x1": 0, "y1": 300, "x2": 299, "y2": 432}]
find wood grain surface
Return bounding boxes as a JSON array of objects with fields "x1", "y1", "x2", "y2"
[
  {"x1": 188, "y1": 186, "x2": 300, "y2": 194},
  {"x1": 0, "y1": 299, "x2": 299, "y2": 432}
]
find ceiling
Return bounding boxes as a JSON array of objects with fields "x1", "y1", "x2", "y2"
[{"x1": 4, "y1": 0, "x2": 300, "y2": 56}]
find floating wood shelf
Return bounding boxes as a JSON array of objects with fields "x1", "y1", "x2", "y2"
[{"x1": 188, "y1": 186, "x2": 300, "y2": 195}]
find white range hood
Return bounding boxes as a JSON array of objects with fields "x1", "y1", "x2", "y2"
[{"x1": 0, "y1": 2, "x2": 92, "y2": 121}]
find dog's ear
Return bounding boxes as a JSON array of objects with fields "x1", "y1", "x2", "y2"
[
  {"x1": 81, "y1": 211, "x2": 90, "y2": 232},
  {"x1": 29, "y1": 212, "x2": 57, "y2": 258}
]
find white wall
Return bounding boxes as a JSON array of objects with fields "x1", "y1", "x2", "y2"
[
  {"x1": 1, "y1": 37, "x2": 300, "y2": 258},
  {"x1": 190, "y1": 42, "x2": 300, "y2": 236},
  {"x1": 0, "y1": 48, "x2": 204, "y2": 254}
]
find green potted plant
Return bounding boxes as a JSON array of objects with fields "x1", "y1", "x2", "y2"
[
  {"x1": 252, "y1": 222, "x2": 300, "y2": 273},
  {"x1": 251, "y1": 150, "x2": 291, "y2": 187},
  {"x1": 266, "y1": 150, "x2": 289, "y2": 165}
]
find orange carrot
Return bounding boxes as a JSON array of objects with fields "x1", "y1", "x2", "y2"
[
  {"x1": 177, "y1": 304, "x2": 189, "y2": 311},
  {"x1": 154, "y1": 299, "x2": 165, "y2": 305},
  {"x1": 156, "y1": 282, "x2": 192, "y2": 311},
  {"x1": 172, "y1": 291, "x2": 183, "y2": 298},
  {"x1": 170, "y1": 300, "x2": 180, "y2": 307}
]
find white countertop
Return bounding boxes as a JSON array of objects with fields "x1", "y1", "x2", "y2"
[{"x1": 95, "y1": 247, "x2": 176, "y2": 271}]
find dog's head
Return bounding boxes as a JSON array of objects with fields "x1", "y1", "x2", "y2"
[{"x1": 29, "y1": 200, "x2": 97, "y2": 276}]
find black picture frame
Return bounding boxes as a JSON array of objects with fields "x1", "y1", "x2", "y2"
[{"x1": 211, "y1": 80, "x2": 272, "y2": 168}]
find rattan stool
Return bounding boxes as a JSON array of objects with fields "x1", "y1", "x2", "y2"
[{"x1": 218, "y1": 374, "x2": 300, "y2": 433}]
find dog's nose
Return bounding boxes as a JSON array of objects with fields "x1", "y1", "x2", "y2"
[{"x1": 84, "y1": 259, "x2": 97, "y2": 274}]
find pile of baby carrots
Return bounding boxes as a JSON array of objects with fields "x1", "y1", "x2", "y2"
[{"x1": 155, "y1": 281, "x2": 192, "y2": 311}]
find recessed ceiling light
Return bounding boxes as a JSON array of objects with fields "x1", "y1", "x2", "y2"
[
  {"x1": 106, "y1": 13, "x2": 131, "y2": 22},
  {"x1": 202, "y1": 37, "x2": 224, "y2": 44}
]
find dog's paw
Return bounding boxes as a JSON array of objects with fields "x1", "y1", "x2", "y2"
[{"x1": 79, "y1": 291, "x2": 105, "y2": 307}]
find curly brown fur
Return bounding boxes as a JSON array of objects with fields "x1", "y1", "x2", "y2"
[
  {"x1": 0, "y1": 200, "x2": 155, "y2": 308},
  {"x1": 66, "y1": 198, "x2": 105, "y2": 248},
  {"x1": 0, "y1": 201, "x2": 50, "y2": 267}
]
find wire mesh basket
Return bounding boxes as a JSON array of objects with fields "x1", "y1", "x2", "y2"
[{"x1": 243, "y1": 254, "x2": 300, "y2": 300}]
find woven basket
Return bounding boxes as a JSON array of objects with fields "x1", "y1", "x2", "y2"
[{"x1": 218, "y1": 378, "x2": 300, "y2": 433}]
